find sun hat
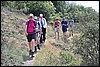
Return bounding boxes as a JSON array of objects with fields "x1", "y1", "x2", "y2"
[{"x1": 40, "y1": 14, "x2": 43, "y2": 17}]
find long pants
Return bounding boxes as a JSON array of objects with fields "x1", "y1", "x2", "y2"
[{"x1": 40, "y1": 27, "x2": 46, "y2": 43}]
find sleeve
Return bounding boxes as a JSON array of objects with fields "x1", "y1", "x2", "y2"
[
  {"x1": 26, "y1": 20, "x2": 28, "y2": 26},
  {"x1": 44, "y1": 18, "x2": 47, "y2": 28}
]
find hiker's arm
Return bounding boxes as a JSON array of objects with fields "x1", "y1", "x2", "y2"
[
  {"x1": 45, "y1": 18, "x2": 47, "y2": 28},
  {"x1": 44, "y1": 18, "x2": 47, "y2": 32},
  {"x1": 59, "y1": 22, "x2": 61, "y2": 28},
  {"x1": 39, "y1": 20, "x2": 43, "y2": 34},
  {"x1": 40, "y1": 28, "x2": 42, "y2": 34},
  {"x1": 35, "y1": 21, "x2": 38, "y2": 30},
  {"x1": 61, "y1": 21, "x2": 63, "y2": 26}
]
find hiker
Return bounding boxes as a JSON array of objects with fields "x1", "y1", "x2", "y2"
[
  {"x1": 61, "y1": 18, "x2": 68, "y2": 39},
  {"x1": 68, "y1": 18, "x2": 74, "y2": 36},
  {"x1": 34, "y1": 16, "x2": 40, "y2": 52},
  {"x1": 39, "y1": 14, "x2": 47, "y2": 44},
  {"x1": 25, "y1": 13, "x2": 37, "y2": 58},
  {"x1": 54, "y1": 18, "x2": 60, "y2": 40}
]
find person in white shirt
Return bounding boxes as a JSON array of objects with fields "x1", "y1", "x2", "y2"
[
  {"x1": 39, "y1": 14, "x2": 47, "y2": 44},
  {"x1": 68, "y1": 18, "x2": 74, "y2": 36}
]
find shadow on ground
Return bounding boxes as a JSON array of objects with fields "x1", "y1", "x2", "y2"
[{"x1": 22, "y1": 55, "x2": 30, "y2": 61}]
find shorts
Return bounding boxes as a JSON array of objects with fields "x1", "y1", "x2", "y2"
[
  {"x1": 62, "y1": 27, "x2": 67, "y2": 33},
  {"x1": 36, "y1": 31, "x2": 40, "y2": 38},
  {"x1": 55, "y1": 27, "x2": 60, "y2": 32},
  {"x1": 69, "y1": 25, "x2": 73, "y2": 30},
  {"x1": 27, "y1": 33, "x2": 36, "y2": 42}
]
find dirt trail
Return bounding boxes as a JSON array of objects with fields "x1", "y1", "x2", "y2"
[{"x1": 22, "y1": 38, "x2": 62, "y2": 66}]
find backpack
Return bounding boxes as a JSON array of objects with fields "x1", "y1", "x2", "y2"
[
  {"x1": 54, "y1": 21, "x2": 59, "y2": 27},
  {"x1": 38, "y1": 22, "x2": 40, "y2": 29},
  {"x1": 40, "y1": 18, "x2": 45, "y2": 28},
  {"x1": 27, "y1": 20, "x2": 36, "y2": 33}
]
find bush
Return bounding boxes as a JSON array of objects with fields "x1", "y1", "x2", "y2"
[
  {"x1": 59, "y1": 51, "x2": 82, "y2": 66},
  {"x1": 73, "y1": 20, "x2": 99, "y2": 66}
]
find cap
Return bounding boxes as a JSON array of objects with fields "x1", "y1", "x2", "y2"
[
  {"x1": 34, "y1": 16, "x2": 37, "y2": 19},
  {"x1": 55, "y1": 17, "x2": 58, "y2": 20},
  {"x1": 40, "y1": 14, "x2": 43, "y2": 17},
  {"x1": 29, "y1": 13, "x2": 34, "y2": 17}
]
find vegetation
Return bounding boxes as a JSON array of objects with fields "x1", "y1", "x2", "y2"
[{"x1": 1, "y1": 1, "x2": 99, "y2": 66}]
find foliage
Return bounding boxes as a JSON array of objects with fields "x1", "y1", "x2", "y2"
[
  {"x1": 59, "y1": 51, "x2": 82, "y2": 66},
  {"x1": 73, "y1": 8, "x2": 99, "y2": 66},
  {"x1": 1, "y1": 1, "x2": 55, "y2": 21}
]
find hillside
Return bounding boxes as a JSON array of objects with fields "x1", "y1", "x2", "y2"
[
  {"x1": 1, "y1": 1, "x2": 99, "y2": 66},
  {"x1": 1, "y1": 6, "x2": 82, "y2": 66},
  {"x1": 1, "y1": 6, "x2": 29, "y2": 66}
]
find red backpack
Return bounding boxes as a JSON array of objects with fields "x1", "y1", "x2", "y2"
[{"x1": 54, "y1": 21, "x2": 59, "y2": 27}]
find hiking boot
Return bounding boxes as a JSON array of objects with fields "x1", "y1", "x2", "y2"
[
  {"x1": 31, "y1": 52, "x2": 35, "y2": 57},
  {"x1": 29, "y1": 50, "x2": 32, "y2": 56},
  {"x1": 37, "y1": 44, "x2": 40, "y2": 50},
  {"x1": 40, "y1": 41, "x2": 43, "y2": 44},
  {"x1": 34, "y1": 46, "x2": 37, "y2": 53}
]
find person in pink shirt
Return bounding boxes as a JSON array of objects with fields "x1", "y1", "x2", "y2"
[{"x1": 25, "y1": 13, "x2": 37, "y2": 58}]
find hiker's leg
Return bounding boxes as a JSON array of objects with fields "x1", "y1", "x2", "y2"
[
  {"x1": 28, "y1": 42, "x2": 32, "y2": 50},
  {"x1": 70, "y1": 25, "x2": 73, "y2": 36},
  {"x1": 37, "y1": 37, "x2": 40, "y2": 50},
  {"x1": 32, "y1": 39, "x2": 35, "y2": 51},
  {"x1": 32, "y1": 39, "x2": 35, "y2": 52},
  {"x1": 43, "y1": 33, "x2": 45, "y2": 41},
  {"x1": 63, "y1": 30, "x2": 67, "y2": 38},
  {"x1": 63, "y1": 32, "x2": 65, "y2": 40},
  {"x1": 43, "y1": 28, "x2": 46, "y2": 42},
  {"x1": 27, "y1": 34, "x2": 32, "y2": 50},
  {"x1": 58, "y1": 32, "x2": 59, "y2": 40},
  {"x1": 36, "y1": 33, "x2": 40, "y2": 50},
  {"x1": 72, "y1": 29, "x2": 73, "y2": 36},
  {"x1": 37, "y1": 36, "x2": 40, "y2": 44},
  {"x1": 54, "y1": 28, "x2": 56, "y2": 38},
  {"x1": 30, "y1": 33, "x2": 36, "y2": 57},
  {"x1": 34, "y1": 33, "x2": 38, "y2": 53},
  {"x1": 62, "y1": 27, "x2": 64, "y2": 39},
  {"x1": 38, "y1": 33, "x2": 41, "y2": 49},
  {"x1": 55, "y1": 31, "x2": 56, "y2": 38},
  {"x1": 38, "y1": 33, "x2": 40, "y2": 44},
  {"x1": 31, "y1": 39, "x2": 35, "y2": 56},
  {"x1": 57, "y1": 28, "x2": 59, "y2": 40},
  {"x1": 40, "y1": 27, "x2": 43, "y2": 43},
  {"x1": 40, "y1": 34, "x2": 43, "y2": 43},
  {"x1": 64, "y1": 32, "x2": 66, "y2": 37},
  {"x1": 27, "y1": 34, "x2": 33, "y2": 56}
]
